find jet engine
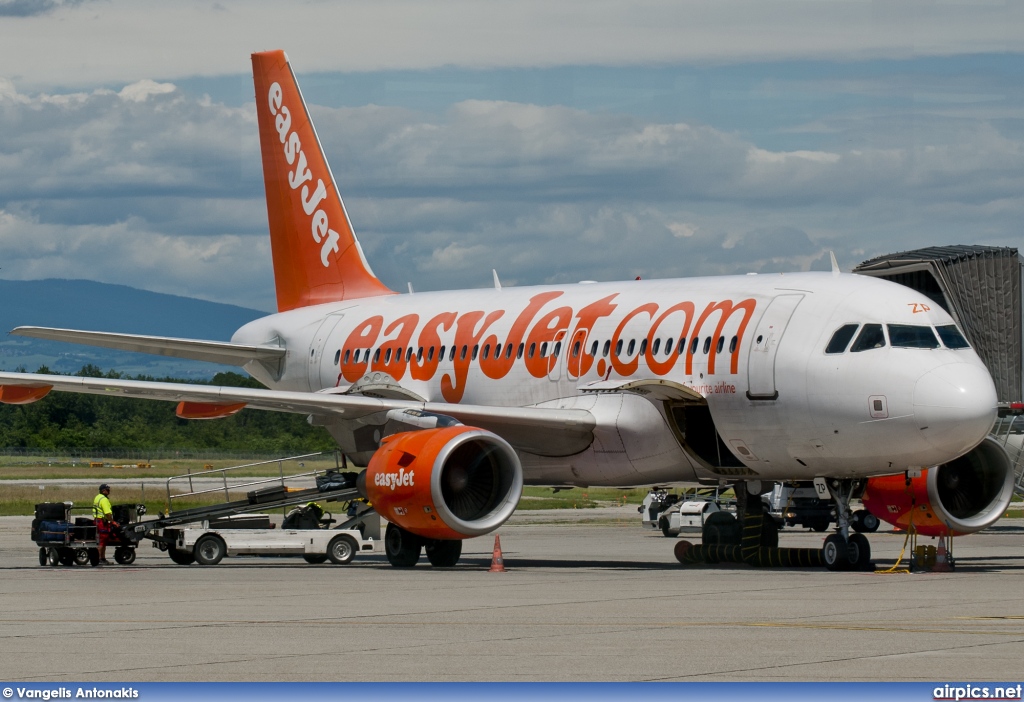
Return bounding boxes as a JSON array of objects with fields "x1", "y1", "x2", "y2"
[
  {"x1": 861, "y1": 436, "x2": 1015, "y2": 537},
  {"x1": 359, "y1": 425, "x2": 523, "y2": 540}
]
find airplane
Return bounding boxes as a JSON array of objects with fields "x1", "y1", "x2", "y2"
[{"x1": 0, "y1": 50, "x2": 1014, "y2": 570}]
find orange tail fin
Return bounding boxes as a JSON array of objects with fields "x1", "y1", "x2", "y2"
[{"x1": 251, "y1": 50, "x2": 394, "y2": 312}]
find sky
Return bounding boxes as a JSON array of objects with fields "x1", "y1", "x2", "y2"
[{"x1": 0, "y1": 0, "x2": 1022, "y2": 312}]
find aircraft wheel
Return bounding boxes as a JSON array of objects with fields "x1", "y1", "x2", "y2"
[
  {"x1": 425, "y1": 539, "x2": 462, "y2": 567},
  {"x1": 822, "y1": 534, "x2": 848, "y2": 571},
  {"x1": 385, "y1": 523, "x2": 421, "y2": 568},
  {"x1": 860, "y1": 511, "x2": 879, "y2": 533},
  {"x1": 848, "y1": 533, "x2": 872, "y2": 570},
  {"x1": 114, "y1": 547, "x2": 136, "y2": 565},
  {"x1": 327, "y1": 535, "x2": 358, "y2": 565},
  {"x1": 303, "y1": 554, "x2": 329, "y2": 564},
  {"x1": 194, "y1": 534, "x2": 226, "y2": 565},
  {"x1": 168, "y1": 547, "x2": 195, "y2": 566},
  {"x1": 811, "y1": 520, "x2": 829, "y2": 533}
]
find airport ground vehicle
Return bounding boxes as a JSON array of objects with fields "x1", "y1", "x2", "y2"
[
  {"x1": 167, "y1": 521, "x2": 380, "y2": 565},
  {"x1": 640, "y1": 488, "x2": 733, "y2": 537},
  {"x1": 765, "y1": 483, "x2": 878, "y2": 533},
  {"x1": 32, "y1": 501, "x2": 143, "y2": 567}
]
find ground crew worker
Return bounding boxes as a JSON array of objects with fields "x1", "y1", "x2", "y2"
[{"x1": 92, "y1": 484, "x2": 118, "y2": 565}]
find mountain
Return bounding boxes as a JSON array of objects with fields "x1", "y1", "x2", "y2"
[{"x1": 0, "y1": 279, "x2": 266, "y2": 379}]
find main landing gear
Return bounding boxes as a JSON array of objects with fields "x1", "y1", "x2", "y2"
[
  {"x1": 384, "y1": 523, "x2": 463, "y2": 568},
  {"x1": 818, "y1": 478, "x2": 874, "y2": 572}
]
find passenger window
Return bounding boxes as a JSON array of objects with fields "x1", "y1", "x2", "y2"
[
  {"x1": 373, "y1": 349, "x2": 381, "y2": 363},
  {"x1": 639, "y1": 339, "x2": 647, "y2": 355},
  {"x1": 665, "y1": 337, "x2": 673, "y2": 355},
  {"x1": 406, "y1": 347, "x2": 413, "y2": 362},
  {"x1": 716, "y1": 337, "x2": 724, "y2": 354},
  {"x1": 541, "y1": 342, "x2": 548, "y2": 357},
  {"x1": 483, "y1": 344, "x2": 490, "y2": 359},
  {"x1": 677, "y1": 339, "x2": 686, "y2": 355},
  {"x1": 888, "y1": 324, "x2": 939, "y2": 349},
  {"x1": 615, "y1": 339, "x2": 623, "y2": 356},
  {"x1": 729, "y1": 336, "x2": 737, "y2": 353},
  {"x1": 529, "y1": 343, "x2": 536, "y2": 358},
  {"x1": 850, "y1": 324, "x2": 886, "y2": 352},
  {"x1": 602, "y1": 340, "x2": 611, "y2": 357},
  {"x1": 506, "y1": 344, "x2": 514, "y2": 359},
  {"x1": 590, "y1": 341, "x2": 598, "y2": 356},
  {"x1": 702, "y1": 337, "x2": 711, "y2": 354},
  {"x1": 517, "y1": 343, "x2": 525, "y2": 359},
  {"x1": 627, "y1": 339, "x2": 635, "y2": 356},
  {"x1": 689, "y1": 338, "x2": 699, "y2": 355},
  {"x1": 384, "y1": 348, "x2": 393, "y2": 363},
  {"x1": 553, "y1": 341, "x2": 561, "y2": 357},
  {"x1": 825, "y1": 324, "x2": 859, "y2": 354},
  {"x1": 936, "y1": 325, "x2": 970, "y2": 349},
  {"x1": 572, "y1": 341, "x2": 581, "y2": 357},
  {"x1": 342, "y1": 350, "x2": 350, "y2": 365},
  {"x1": 652, "y1": 338, "x2": 661, "y2": 355},
  {"x1": 416, "y1": 347, "x2": 423, "y2": 361},
  {"x1": 461, "y1": 346, "x2": 468, "y2": 360},
  {"x1": 427, "y1": 347, "x2": 434, "y2": 362},
  {"x1": 472, "y1": 344, "x2": 479, "y2": 360},
  {"x1": 449, "y1": 346, "x2": 457, "y2": 362}
]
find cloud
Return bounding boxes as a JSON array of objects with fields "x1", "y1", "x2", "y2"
[
  {"x1": 2, "y1": 1, "x2": 1024, "y2": 88},
  {"x1": 0, "y1": 79, "x2": 1021, "y2": 307}
]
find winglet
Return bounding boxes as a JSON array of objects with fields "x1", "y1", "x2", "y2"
[
  {"x1": 829, "y1": 251, "x2": 840, "y2": 276},
  {"x1": 251, "y1": 50, "x2": 395, "y2": 311},
  {"x1": 492, "y1": 269, "x2": 502, "y2": 291}
]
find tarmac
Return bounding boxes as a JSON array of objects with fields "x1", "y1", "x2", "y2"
[{"x1": 1, "y1": 506, "x2": 1023, "y2": 682}]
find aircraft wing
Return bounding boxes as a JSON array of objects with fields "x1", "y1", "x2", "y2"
[
  {"x1": 11, "y1": 327, "x2": 285, "y2": 367},
  {"x1": 0, "y1": 371, "x2": 595, "y2": 457}
]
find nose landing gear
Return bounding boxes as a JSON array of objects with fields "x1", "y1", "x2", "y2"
[{"x1": 817, "y1": 478, "x2": 875, "y2": 571}]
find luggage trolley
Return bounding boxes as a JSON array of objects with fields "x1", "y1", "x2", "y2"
[{"x1": 32, "y1": 501, "x2": 144, "y2": 567}]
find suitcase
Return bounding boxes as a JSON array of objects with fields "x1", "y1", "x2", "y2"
[
  {"x1": 35, "y1": 503, "x2": 67, "y2": 520},
  {"x1": 111, "y1": 504, "x2": 134, "y2": 524},
  {"x1": 247, "y1": 486, "x2": 288, "y2": 504},
  {"x1": 316, "y1": 471, "x2": 356, "y2": 492},
  {"x1": 38, "y1": 520, "x2": 70, "y2": 543}
]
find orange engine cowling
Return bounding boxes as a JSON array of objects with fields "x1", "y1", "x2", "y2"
[
  {"x1": 862, "y1": 436, "x2": 1014, "y2": 537},
  {"x1": 360, "y1": 425, "x2": 523, "y2": 540}
]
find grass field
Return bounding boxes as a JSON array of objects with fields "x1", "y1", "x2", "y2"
[{"x1": 0, "y1": 456, "x2": 341, "y2": 481}]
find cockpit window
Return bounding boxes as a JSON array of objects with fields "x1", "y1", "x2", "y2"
[
  {"x1": 825, "y1": 324, "x2": 859, "y2": 354},
  {"x1": 888, "y1": 324, "x2": 939, "y2": 349},
  {"x1": 936, "y1": 325, "x2": 971, "y2": 349},
  {"x1": 850, "y1": 324, "x2": 886, "y2": 352}
]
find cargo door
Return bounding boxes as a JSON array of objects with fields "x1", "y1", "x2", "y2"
[{"x1": 746, "y1": 294, "x2": 803, "y2": 400}]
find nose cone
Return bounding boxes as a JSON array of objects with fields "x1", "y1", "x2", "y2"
[{"x1": 914, "y1": 362, "x2": 997, "y2": 457}]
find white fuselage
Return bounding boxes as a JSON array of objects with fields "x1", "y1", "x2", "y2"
[{"x1": 233, "y1": 271, "x2": 997, "y2": 487}]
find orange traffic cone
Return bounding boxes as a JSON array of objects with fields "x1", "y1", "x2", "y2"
[
  {"x1": 933, "y1": 536, "x2": 952, "y2": 572},
  {"x1": 489, "y1": 534, "x2": 506, "y2": 572}
]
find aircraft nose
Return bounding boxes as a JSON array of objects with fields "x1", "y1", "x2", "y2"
[{"x1": 914, "y1": 362, "x2": 997, "y2": 456}]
